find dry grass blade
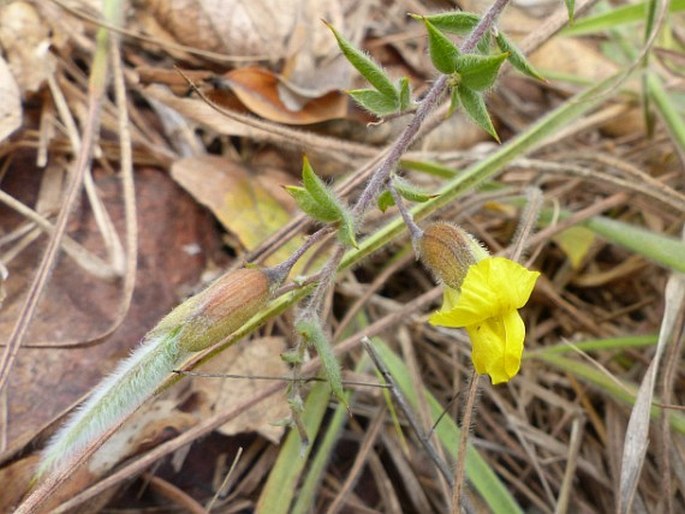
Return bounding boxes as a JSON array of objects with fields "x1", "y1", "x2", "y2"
[
  {"x1": 618, "y1": 230, "x2": 685, "y2": 513},
  {"x1": 0, "y1": 189, "x2": 119, "y2": 279}
]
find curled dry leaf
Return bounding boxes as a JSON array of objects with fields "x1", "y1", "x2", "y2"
[
  {"x1": 142, "y1": 0, "x2": 350, "y2": 119},
  {"x1": 277, "y1": 0, "x2": 349, "y2": 98},
  {"x1": 214, "y1": 67, "x2": 348, "y2": 124},
  {"x1": 0, "y1": 1, "x2": 55, "y2": 95}
]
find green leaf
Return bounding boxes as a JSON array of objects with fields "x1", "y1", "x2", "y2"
[
  {"x1": 393, "y1": 176, "x2": 435, "y2": 203},
  {"x1": 565, "y1": 0, "x2": 575, "y2": 24},
  {"x1": 418, "y1": 16, "x2": 460, "y2": 74},
  {"x1": 376, "y1": 177, "x2": 434, "y2": 213},
  {"x1": 422, "y1": 11, "x2": 480, "y2": 34},
  {"x1": 457, "y1": 85, "x2": 499, "y2": 141},
  {"x1": 296, "y1": 319, "x2": 346, "y2": 407},
  {"x1": 377, "y1": 190, "x2": 395, "y2": 213},
  {"x1": 324, "y1": 21, "x2": 398, "y2": 98},
  {"x1": 455, "y1": 52, "x2": 509, "y2": 91},
  {"x1": 301, "y1": 157, "x2": 358, "y2": 247},
  {"x1": 281, "y1": 348, "x2": 304, "y2": 365},
  {"x1": 301, "y1": 156, "x2": 328, "y2": 201},
  {"x1": 338, "y1": 211, "x2": 359, "y2": 249},
  {"x1": 495, "y1": 32, "x2": 545, "y2": 82},
  {"x1": 398, "y1": 77, "x2": 413, "y2": 111},
  {"x1": 284, "y1": 186, "x2": 341, "y2": 223},
  {"x1": 301, "y1": 156, "x2": 349, "y2": 219},
  {"x1": 347, "y1": 88, "x2": 400, "y2": 116}
]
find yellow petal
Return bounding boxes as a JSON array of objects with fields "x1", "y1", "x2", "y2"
[
  {"x1": 444, "y1": 257, "x2": 539, "y2": 326},
  {"x1": 443, "y1": 286, "x2": 461, "y2": 310},
  {"x1": 427, "y1": 287, "x2": 462, "y2": 327},
  {"x1": 495, "y1": 258, "x2": 540, "y2": 309},
  {"x1": 468, "y1": 310, "x2": 525, "y2": 384},
  {"x1": 429, "y1": 307, "x2": 462, "y2": 328}
]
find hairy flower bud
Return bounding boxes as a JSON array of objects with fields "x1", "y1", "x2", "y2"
[
  {"x1": 160, "y1": 268, "x2": 273, "y2": 353},
  {"x1": 419, "y1": 222, "x2": 488, "y2": 289},
  {"x1": 37, "y1": 267, "x2": 275, "y2": 481}
]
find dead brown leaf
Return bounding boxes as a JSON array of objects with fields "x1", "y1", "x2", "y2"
[
  {"x1": 0, "y1": 167, "x2": 217, "y2": 458},
  {"x1": 0, "y1": 455, "x2": 38, "y2": 513},
  {"x1": 215, "y1": 67, "x2": 348, "y2": 124},
  {"x1": 143, "y1": 0, "x2": 302, "y2": 58},
  {"x1": 171, "y1": 155, "x2": 316, "y2": 269},
  {"x1": 195, "y1": 336, "x2": 290, "y2": 444},
  {"x1": 530, "y1": 37, "x2": 620, "y2": 81},
  {"x1": 0, "y1": 1, "x2": 55, "y2": 95}
]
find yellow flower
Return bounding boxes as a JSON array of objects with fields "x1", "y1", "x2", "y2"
[{"x1": 429, "y1": 257, "x2": 540, "y2": 384}]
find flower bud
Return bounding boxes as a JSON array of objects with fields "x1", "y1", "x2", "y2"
[
  {"x1": 161, "y1": 268, "x2": 272, "y2": 353},
  {"x1": 419, "y1": 222, "x2": 488, "y2": 289}
]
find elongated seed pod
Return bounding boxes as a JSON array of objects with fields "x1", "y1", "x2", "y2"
[
  {"x1": 37, "y1": 267, "x2": 273, "y2": 478},
  {"x1": 174, "y1": 268, "x2": 272, "y2": 352}
]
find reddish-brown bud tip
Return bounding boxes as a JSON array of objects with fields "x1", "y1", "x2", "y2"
[
  {"x1": 177, "y1": 268, "x2": 272, "y2": 352},
  {"x1": 419, "y1": 222, "x2": 488, "y2": 289}
]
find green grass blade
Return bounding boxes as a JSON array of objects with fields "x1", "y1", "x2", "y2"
[
  {"x1": 528, "y1": 352, "x2": 685, "y2": 434},
  {"x1": 646, "y1": 71, "x2": 685, "y2": 152},
  {"x1": 525, "y1": 334, "x2": 657, "y2": 357},
  {"x1": 255, "y1": 382, "x2": 331, "y2": 514},
  {"x1": 291, "y1": 356, "x2": 369, "y2": 514},
  {"x1": 583, "y1": 215, "x2": 685, "y2": 273},
  {"x1": 563, "y1": 0, "x2": 685, "y2": 36}
]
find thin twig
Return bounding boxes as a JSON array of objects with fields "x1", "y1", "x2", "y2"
[
  {"x1": 361, "y1": 337, "x2": 454, "y2": 487},
  {"x1": 172, "y1": 369, "x2": 389, "y2": 389},
  {"x1": 206, "y1": 447, "x2": 243, "y2": 512}
]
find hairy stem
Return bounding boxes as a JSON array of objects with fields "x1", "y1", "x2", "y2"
[
  {"x1": 451, "y1": 370, "x2": 481, "y2": 513},
  {"x1": 352, "y1": 74, "x2": 449, "y2": 218},
  {"x1": 352, "y1": 0, "x2": 511, "y2": 219}
]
